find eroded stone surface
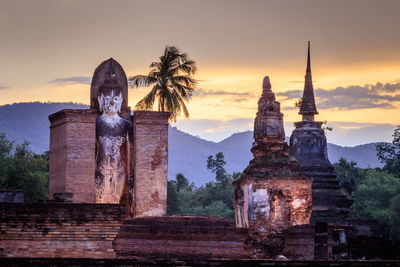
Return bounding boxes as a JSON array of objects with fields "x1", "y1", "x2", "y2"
[
  {"x1": 133, "y1": 111, "x2": 169, "y2": 217},
  {"x1": 95, "y1": 71, "x2": 132, "y2": 205},
  {"x1": 90, "y1": 58, "x2": 130, "y2": 119},
  {"x1": 289, "y1": 44, "x2": 354, "y2": 224},
  {"x1": 48, "y1": 109, "x2": 97, "y2": 203},
  {"x1": 233, "y1": 76, "x2": 312, "y2": 258}
]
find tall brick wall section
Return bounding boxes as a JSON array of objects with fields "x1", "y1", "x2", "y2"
[
  {"x1": 0, "y1": 203, "x2": 124, "y2": 258},
  {"x1": 49, "y1": 109, "x2": 97, "y2": 203},
  {"x1": 132, "y1": 111, "x2": 169, "y2": 217}
]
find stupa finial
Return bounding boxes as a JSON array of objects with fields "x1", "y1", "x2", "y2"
[{"x1": 299, "y1": 41, "x2": 318, "y2": 120}]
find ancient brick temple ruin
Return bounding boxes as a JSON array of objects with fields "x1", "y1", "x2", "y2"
[
  {"x1": 48, "y1": 58, "x2": 169, "y2": 217},
  {"x1": 0, "y1": 52, "x2": 398, "y2": 264},
  {"x1": 290, "y1": 42, "x2": 354, "y2": 224},
  {"x1": 289, "y1": 42, "x2": 356, "y2": 259},
  {"x1": 287, "y1": 42, "x2": 396, "y2": 259},
  {"x1": 0, "y1": 58, "x2": 252, "y2": 260},
  {"x1": 232, "y1": 77, "x2": 313, "y2": 258}
]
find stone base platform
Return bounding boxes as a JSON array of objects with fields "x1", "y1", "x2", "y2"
[
  {"x1": 0, "y1": 204, "x2": 250, "y2": 260},
  {"x1": 1, "y1": 258, "x2": 399, "y2": 266},
  {"x1": 114, "y1": 216, "x2": 251, "y2": 260},
  {"x1": 1, "y1": 203, "x2": 397, "y2": 261}
]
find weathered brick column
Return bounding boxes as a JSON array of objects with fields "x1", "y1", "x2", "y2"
[
  {"x1": 132, "y1": 111, "x2": 169, "y2": 217},
  {"x1": 48, "y1": 109, "x2": 97, "y2": 203}
]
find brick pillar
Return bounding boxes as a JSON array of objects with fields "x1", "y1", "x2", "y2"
[
  {"x1": 133, "y1": 111, "x2": 169, "y2": 217},
  {"x1": 49, "y1": 109, "x2": 97, "y2": 203}
]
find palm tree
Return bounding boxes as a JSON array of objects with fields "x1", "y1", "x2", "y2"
[{"x1": 129, "y1": 46, "x2": 197, "y2": 120}]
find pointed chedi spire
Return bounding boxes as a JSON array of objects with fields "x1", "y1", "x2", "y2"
[
  {"x1": 299, "y1": 41, "x2": 318, "y2": 121},
  {"x1": 254, "y1": 76, "x2": 285, "y2": 141},
  {"x1": 262, "y1": 76, "x2": 272, "y2": 93}
]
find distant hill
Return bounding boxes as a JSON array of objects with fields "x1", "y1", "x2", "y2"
[
  {"x1": 0, "y1": 102, "x2": 383, "y2": 185},
  {"x1": 0, "y1": 102, "x2": 87, "y2": 153}
]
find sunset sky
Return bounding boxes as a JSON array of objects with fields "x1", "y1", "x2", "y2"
[{"x1": 1, "y1": 0, "x2": 399, "y2": 146}]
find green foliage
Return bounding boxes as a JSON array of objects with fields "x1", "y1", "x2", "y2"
[
  {"x1": 322, "y1": 120, "x2": 333, "y2": 133},
  {"x1": 207, "y1": 152, "x2": 228, "y2": 184},
  {"x1": 0, "y1": 133, "x2": 48, "y2": 202},
  {"x1": 334, "y1": 157, "x2": 364, "y2": 196},
  {"x1": 167, "y1": 153, "x2": 236, "y2": 219},
  {"x1": 129, "y1": 46, "x2": 197, "y2": 121},
  {"x1": 176, "y1": 173, "x2": 189, "y2": 192},
  {"x1": 351, "y1": 169, "x2": 400, "y2": 240},
  {"x1": 166, "y1": 180, "x2": 180, "y2": 214},
  {"x1": 376, "y1": 125, "x2": 400, "y2": 177},
  {"x1": 334, "y1": 157, "x2": 400, "y2": 239},
  {"x1": 294, "y1": 98, "x2": 303, "y2": 108}
]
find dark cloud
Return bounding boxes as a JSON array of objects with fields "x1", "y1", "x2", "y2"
[
  {"x1": 48, "y1": 76, "x2": 91, "y2": 86},
  {"x1": 277, "y1": 81, "x2": 400, "y2": 110},
  {"x1": 193, "y1": 88, "x2": 254, "y2": 103},
  {"x1": 193, "y1": 88, "x2": 252, "y2": 97},
  {"x1": 0, "y1": 83, "x2": 10, "y2": 90},
  {"x1": 281, "y1": 106, "x2": 298, "y2": 111},
  {"x1": 288, "y1": 81, "x2": 304, "y2": 84}
]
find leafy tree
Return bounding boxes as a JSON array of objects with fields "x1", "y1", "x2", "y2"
[
  {"x1": 0, "y1": 134, "x2": 48, "y2": 202},
  {"x1": 207, "y1": 152, "x2": 228, "y2": 184},
  {"x1": 176, "y1": 173, "x2": 189, "y2": 192},
  {"x1": 129, "y1": 46, "x2": 197, "y2": 120},
  {"x1": 351, "y1": 169, "x2": 400, "y2": 240},
  {"x1": 167, "y1": 180, "x2": 180, "y2": 214},
  {"x1": 376, "y1": 125, "x2": 400, "y2": 177},
  {"x1": 334, "y1": 157, "x2": 364, "y2": 196},
  {"x1": 0, "y1": 133, "x2": 13, "y2": 189},
  {"x1": 166, "y1": 152, "x2": 236, "y2": 219}
]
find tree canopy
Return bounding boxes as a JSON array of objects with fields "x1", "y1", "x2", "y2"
[
  {"x1": 0, "y1": 133, "x2": 48, "y2": 202},
  {"x1": 376, "y1": 125, "x2": 400, "y2": 177},
  {"x1": 129, "y1": 46, "x2": 197, "y2": 121},
  {"x1": 167, "y1": 152, "x2": 236, "y2": 219},
  {"x1": 334, "y1": 157, "x2": 400, "y2": 240}
]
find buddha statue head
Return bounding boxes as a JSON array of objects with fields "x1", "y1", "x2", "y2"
[{"x1": 97, "y1": 77, "x2": 123, "y2": 116}]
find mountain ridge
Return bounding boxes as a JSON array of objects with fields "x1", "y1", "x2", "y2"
[{"x1": 0, "y1": 102, "x2": 383, "y2": 185}]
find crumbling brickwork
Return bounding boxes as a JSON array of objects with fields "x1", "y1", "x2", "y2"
[
  {"x1": 49, "y1": 109, "x2": 97, "y2": 203},
  {"x1": 232, "y1": 77, "x2": 312, "y2": 259},
  {"x1": 132, "y1": 111, "x2": 169, "y2": 217},
  {"x1": 0, "y1": 203, "x2": 124, "y2": 258},
  {"x1": 114, "y1": 216, "x2": 251, "y2": 260}
]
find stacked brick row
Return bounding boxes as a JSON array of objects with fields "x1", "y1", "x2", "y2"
[
  {"x1": 48, "y1": 109, "x2": 97, "y2": 203},
  {"x1": 113, "y1": 216, "x2": 252, "y2": 260},
  {"x1": 132, "y1": 111, "x2": 170, "y2": 217},
  {"x1": 0, "y1": 203, "x2": 124, "y2": 258}
]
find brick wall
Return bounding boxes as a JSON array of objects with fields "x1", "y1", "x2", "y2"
[
  {"x1": 282, "y1": 225, "x2": 315, "y2": 260},
  {"x1": 132, "y1": 111, "x2": 169, "y2": 217},
  {"x1": 49, "y1": 109, "x2": 97, "y2": 203},
  {"x1": 114, "y1": 216, "x2": 251, "y2": 260},
  {"x1": 0, "y1": 203, "x2": 124, "y2": 258}
]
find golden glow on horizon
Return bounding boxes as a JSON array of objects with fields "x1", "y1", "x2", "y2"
[{"x1": 2, "y1": 63, "x2": 400, "y2": 128}]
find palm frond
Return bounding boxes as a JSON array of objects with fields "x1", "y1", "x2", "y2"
[
  {"x1": 168, "y1": 60, "x2": 197, "y2": 76},
  {"x1": 149, "y1": 61, "x2": 162, "y2": 70},
  {"x1": 128, "y1": 75, "x2": 157, "y2": 88},
  {"x1": 172, "y1": 90, "x2": 189, "y2": 118},
  {"x1": 171, "y1": 81, "x2": 193, "y2": 100},
  {"x1": 171, "y1": 75, "x2": 197, "y2": 88},
  {"x1": 135, "y1": 85, "x2": 159, "y2": 110},
  {"x1": 132, "y1": 45, "x2": 196, "y2": 120}
]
